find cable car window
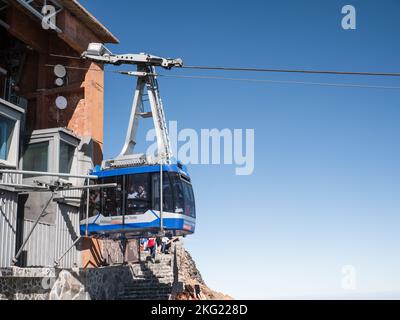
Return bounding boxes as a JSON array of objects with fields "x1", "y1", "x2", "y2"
[
  {"x1": 171, "y1": 173, "x2": 185, "y2": 214},
  {"x1": 102, "y1": 176, "x2": 123, "y2": 216},
  {"x1": 153, "y1": 172, "x2": 174, "y2": 212},
  {"x1": 126, "y1": 173, "x2": 151, "y2": 214},
  {"x1": 182, "y1": 181, "x2": 196, "y2": 218},
  {"x1": 171, "y1": 173, "x2": 195, "y2": 217}
]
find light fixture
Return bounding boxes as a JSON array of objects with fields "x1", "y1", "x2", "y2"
[
  {"x1": 55, "y1": 78, "x2": 64, "y2": 86},
  {"x1": 85, "y1": 43, "x2": 112, "y2": 57},
  {"x1": 55, "y1": 96, "x2": 67, "y2": 110},
  {"x1": 54, "y1": 64, "x2": 67, "y2": 78}
]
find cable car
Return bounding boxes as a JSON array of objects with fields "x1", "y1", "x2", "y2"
[
  {"x1": 78, "y1": 43, "x2": 195, "y2": 239},
  {"x1": 80, "y1": 162, "x2": 195, "y2": 238}
]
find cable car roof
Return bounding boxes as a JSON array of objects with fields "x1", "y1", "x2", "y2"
[{"x1": 92, "y1": 163, "x2": 190, "y2": 179}]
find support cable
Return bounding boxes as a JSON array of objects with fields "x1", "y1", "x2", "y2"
[{"x1": 157, "y1": 74, "x2": 400, "y2": 90}]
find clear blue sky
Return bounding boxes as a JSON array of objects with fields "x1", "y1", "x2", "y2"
[{"x1": 80, "y1": 0, "x2": 400, "y2": 299}]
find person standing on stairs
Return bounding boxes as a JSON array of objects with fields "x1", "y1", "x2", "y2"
[
  {"x1": 161, "y1": 237, "x2": 172, "y2": 254},
  {"x1": 147, "y1": 237, "x2": 156, "y2": 262}
]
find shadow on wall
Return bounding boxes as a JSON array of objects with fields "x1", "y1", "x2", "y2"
[
  {"x1": 79, "y1": 238, "x2": 139, "y2": 269},
  {"x1": 59, "y1": 204, "x2": 79, "y2": 242}
]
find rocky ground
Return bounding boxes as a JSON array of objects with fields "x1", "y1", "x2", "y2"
[{"x1": 172, "y1": 247, "x2": 233, "y2": 300}]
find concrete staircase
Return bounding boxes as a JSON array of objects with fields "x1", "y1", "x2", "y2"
[{"x1": 118, "y1": 252, "x2": 175, "y2": 300}]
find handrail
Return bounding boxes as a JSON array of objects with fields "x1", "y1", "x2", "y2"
[{"x1": 0, "y1": 169, "x2": 98, "y2": 179}]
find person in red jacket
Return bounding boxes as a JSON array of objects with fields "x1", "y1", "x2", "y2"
[{"x1": 147, "y1": 237, "x2": 156, "y2": 261}]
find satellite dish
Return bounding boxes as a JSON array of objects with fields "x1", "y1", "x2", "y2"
[
  {"x1": 55, "y1": 96, "x2": 67, "y2": 110},
  {"x1": 54, "y1": 64, "x2": 67, "y2": 78},
  {"x1": 55, "y1": 78, "x2": 64, "y2": 86}
]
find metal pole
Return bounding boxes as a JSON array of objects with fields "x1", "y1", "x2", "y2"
[
  {"x1": 122, "y1": 176, "x2": 126, "y2": 227},
  {"x1": 0, "y1": 169, "x2": 97, "y2": 180},
  {"x1": 85, "y1": 178, "x2": 89, "y2": 237},
  {"x1": 138, "y1": 238, "x2": 141, "y2": 263},
  {"x1": 54, "y1": 236, "x2": 81, "y2": 267},
  {"x1": 160, "y1": 160, "x2": 164, "y2": 233},
  {"x1": 0, "y1": 183, "x2": 47, "y2": 190},
  {"x1": 12, "y1": 192, "x2": 55, "y2": 265},
  {"x1": 62, "y1": 183, "x2": 117, "y2": 191},
  {"x1": 0, "y1": 182, "x2": 116, "y2": 191}
]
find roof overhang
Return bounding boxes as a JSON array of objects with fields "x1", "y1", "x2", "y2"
[
  {"x1": 9, "y1": 0, "x2": 119, "y2": 44},
  {"x1": 58, "y1": 0, "x2": 119, "y2": 44}
]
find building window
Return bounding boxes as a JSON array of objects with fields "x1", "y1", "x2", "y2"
[
  {"x1": 22, "y1": 142, "x2": 49, "y2": 172},
  {"x1": 59, "y1": 141, "x2": 75, "y2": 174},
  {"x1": 0, "y1": 114, "x2": 15, "y2": 161}
]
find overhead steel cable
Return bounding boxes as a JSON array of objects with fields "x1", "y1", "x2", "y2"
[
  {"x1": 50, "y1": 54, "x2": 83, "y2": 60},
  {"x1": 181, "y1": 65, "x2": 400, "y2": 77},
  {"x1": 157, "y1": 74, "x2": 400, "y2": 90}
]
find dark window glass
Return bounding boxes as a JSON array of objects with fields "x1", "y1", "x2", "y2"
[
  {"x1": 182, "y1": 181, "x2": 196, "y2": 218},
  {"x1": 126, "y1": 173, "x2": 151, "y2": 215},
  {"x1": 171, "y1": 173, "x2": 195, "y2": 217},
  {"x1": 102, "y1": 176, "x2": 123, "y2": 217},
  {"x1": 59, "y1": 141, "x2": 75, "y2": 174},
  {"x1": 23, "y1": 142, "x2": 49, "y2": 172},
  {"x1": 171, "y1": 173, "x2": 185, "y2": 214},
  {"x1": 0, "y1": 115, "x2": 15, "y2": 161},
  {"x1": 153, "y1": 173, "x2": 174, "y2": 212}
]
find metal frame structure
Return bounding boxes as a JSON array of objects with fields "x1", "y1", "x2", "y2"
[
  {"x1": 82, "y1": 43, "x2": 183, "y2": 167},
  {"x1": 0, "y1": 169, "x2": 117, "y2": 266}
]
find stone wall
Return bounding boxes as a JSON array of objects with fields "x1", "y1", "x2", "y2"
[
  {"x1": 0, "y1": 239, "x2": 230, "y2": 300},
  {"x1": 0, "y1": 265, "x2": 138, "y2": 300}
]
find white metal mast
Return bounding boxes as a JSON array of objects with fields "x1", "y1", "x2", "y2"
[{"x1": 82, "y1": 43, "x2": 183, "y2": 167}]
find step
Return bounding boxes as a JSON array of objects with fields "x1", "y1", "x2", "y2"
[
  {"x1": 123, "y1": 284, "x2": 172, "y2": 290},
  {"x1": 122, "y1": 286, "x2": 172, "y2": 291},
  {"x1": 121, "y1": 291, "x2": 172, "y2": 297},
  {"x1": 134, "y1": 273, "x2": 170, "y2": 277},
  {"x1": 120, "y1": 295, "x2": 170, "y2": 300},
  {"x1": 122, "y1": 292, "x2": 172, "y2": 296},
  {"x1": 123, "y1": 285, "x2": 170, "y2": 291}
]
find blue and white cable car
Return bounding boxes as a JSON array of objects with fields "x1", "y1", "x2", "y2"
[
  {"x1": 80, "y1": 162, "x2": 195, "y2": 238},
  {"x1": 79, "y1": 43, "x2": 195, "y2": 239}
]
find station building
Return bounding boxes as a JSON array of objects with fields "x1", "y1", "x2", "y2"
[{"x1": 0, "y1": 0, "x2": 123, "y2": 268}]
